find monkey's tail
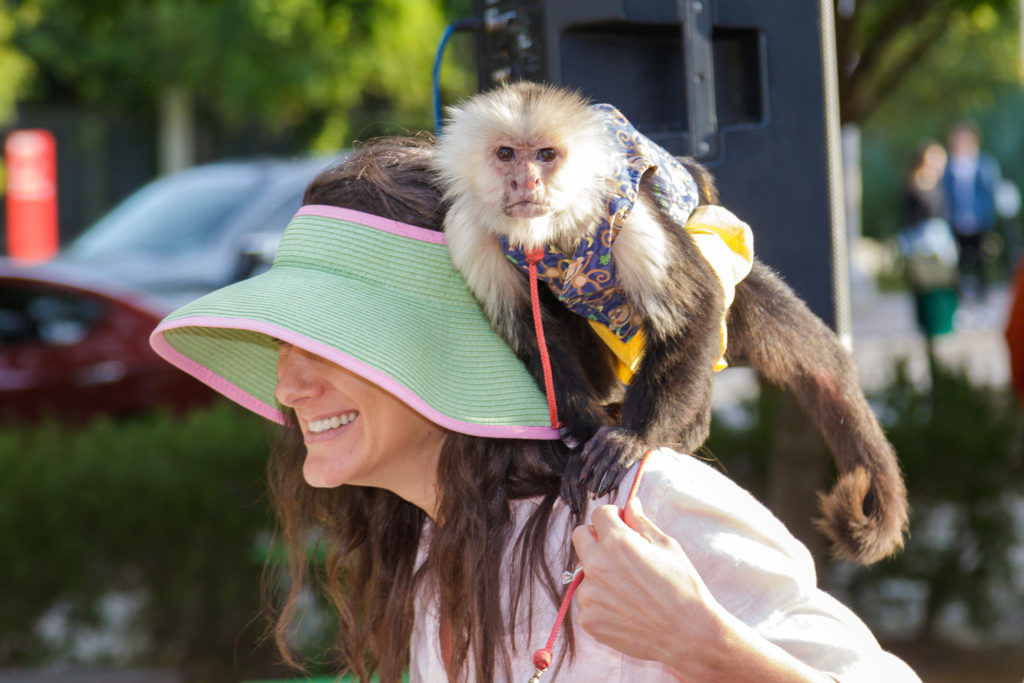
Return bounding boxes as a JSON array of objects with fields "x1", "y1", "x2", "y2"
[{"x1": 725, "y1": 260, "x2": 909, "y2": 565}]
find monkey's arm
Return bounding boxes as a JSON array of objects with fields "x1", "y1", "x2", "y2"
[
  {"x1": 449, "y1": 224, "x2": 617, "y2": 445},
  {"x1": 524, "y1": 289, "x2": 620, "y2": 440},
  {"x1": 442, "y1": 200, "x2": 619, "y2": 510},
  {"x1": 581, "y1": 197, "x2": 727, "y2": 495}
]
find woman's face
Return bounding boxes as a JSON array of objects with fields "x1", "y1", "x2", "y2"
[{"x1": 274, "y1": 343, "x2": 446, "y2": 515}]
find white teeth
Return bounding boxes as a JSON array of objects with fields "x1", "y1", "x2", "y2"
[{"x1": 307, "y1": 412, "x2": 357, "y2": 433}]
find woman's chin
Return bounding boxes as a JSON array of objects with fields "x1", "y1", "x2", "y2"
[{"x1": 302, "y1": 453, "x2": 353, "y2": 488}]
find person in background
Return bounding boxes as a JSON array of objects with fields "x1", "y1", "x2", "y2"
[
  {"x1": 941, "y1": 121, "x2": 1001, "y2": 300},
  {"x1": 150, "y1": 137, "x2": 920, "y2": 682},
  {"x1": 899, "y1": 140, "x2": 959, "y2": 339},
  {"x1": 904, "y1": 140, "x2": 948, "y2": 226}
]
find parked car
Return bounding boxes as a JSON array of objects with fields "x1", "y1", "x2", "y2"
[
  {"x1": 1, "y1": 155, "x2": 338, "y2": 421},
  {"x1": 57, "y1": 155, "x2": 338, "y2": 308},
  {"x1": 0, "y1": 259, "x2": 218, "y2": 421}
]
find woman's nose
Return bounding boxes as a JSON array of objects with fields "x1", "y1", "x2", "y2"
[{"x1": 275, "y1": 344, "x2": 323, "y2": 407}]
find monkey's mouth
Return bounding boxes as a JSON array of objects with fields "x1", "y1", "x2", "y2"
[{"x1": 503, "y1": 200, "x2": 550, "y2": 218}]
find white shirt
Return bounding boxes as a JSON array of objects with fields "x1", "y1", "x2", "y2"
[{"x1": 409, "y1": 448, "x2": 921, "y2": 681}]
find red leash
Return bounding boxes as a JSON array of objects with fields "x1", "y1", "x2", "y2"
[
  {"x1": 529, "y1": 449, "x2": 653, "y2": 680},
  {"x1": 526, "y1": 247, "x2": 561, "y2": 429},
  {"x1": 525, "y1": 247, "x2": 651, "y2": 677}
]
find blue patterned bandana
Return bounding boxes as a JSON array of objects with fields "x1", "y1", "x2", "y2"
[{"x1": 500, "y1": 105, "x2": 701, "y2": 342}]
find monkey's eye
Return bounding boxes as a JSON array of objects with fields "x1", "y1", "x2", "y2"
[
  {"x1": 536, "y1": 148, "x2": 557, "y2": 162},
  {"x1": 496, "y1": 146, "x2": 515, "y2": 162}
]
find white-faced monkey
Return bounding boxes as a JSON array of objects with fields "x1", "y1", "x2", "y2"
[{"x1": 432, "y1": 81, "x2": 908, "y2": 564}]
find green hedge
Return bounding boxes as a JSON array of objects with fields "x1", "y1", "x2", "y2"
[
  {"x1": 845, "y1": 362, "x2": 1024, "y2": 642},
  {"x1": 0, "y1": 400, "x2": 286, "y2": 680}
]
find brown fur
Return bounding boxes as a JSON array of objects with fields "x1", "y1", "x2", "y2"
[{"x1": 434, "y1": 82, "x2": 908, "y2": 564}]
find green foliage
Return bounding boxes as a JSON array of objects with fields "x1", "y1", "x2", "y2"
[
  {"x1": 879, "y1": 361, "x2": 1019, "y2": 503},
  {"x1": 845, "y1": 362, "x2": 1024, "y2": 640},
  {"x1": 6, "y1": 0, "x2": 474, "y2": 149},
  {"x1": 856, "y1": 2, "x2": 1022, "y2": 243},
  {"x1": 0, "y1": 6, "x2": 35, "y2": 125},
  {"x1": 862, "y1": 3, "x2": 1020, "y2": 130},
  {"x1": 837, "y1": 0, "x2": 1019, "y2": 124},
  {"x1": 0, "y1": 400, "x2": 281, "y2": 679}
]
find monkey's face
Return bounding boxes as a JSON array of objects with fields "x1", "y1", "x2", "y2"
[
  {"x1": 492, "y1": 142, "x2": 565, "y2": 219},
  {"x1": 433, "y1": 81, "x2": 615, "y2": 248}
]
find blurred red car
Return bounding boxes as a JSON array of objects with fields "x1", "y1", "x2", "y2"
[
  {"x1": 0, "y1": 259, "x2": 217, "y2": 422},
  {"x1": 0, "y1": 155, "x2": 338, "y2": 422}
]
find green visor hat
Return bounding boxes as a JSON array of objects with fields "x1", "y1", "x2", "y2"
[{"x1": 150, "y1": 205, "x2": 559, "y2": 440}]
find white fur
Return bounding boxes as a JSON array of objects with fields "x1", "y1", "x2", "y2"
[
  {"x1": 612, "y1": 197, "x2": 677, "y2": 336},
  {"x1": 432, "y1": 83, "x2": 624, "y2": 346},
  {"x1": 432, "y1": 83, "x2": 614, "y2": 253},
  {"x1": 444, "y1": 196, "x2": 528, "y2": 347}
]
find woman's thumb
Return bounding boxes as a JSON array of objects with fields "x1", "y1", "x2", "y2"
[{"x1": 622, "y1": 497, "x2": 669, "y2": 545}]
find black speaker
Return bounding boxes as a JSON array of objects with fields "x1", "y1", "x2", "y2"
[{"x1": 472, "y1": 0, "x2": 850, "y2": 334}]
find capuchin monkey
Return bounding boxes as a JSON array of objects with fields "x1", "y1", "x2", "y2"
[{"x1": 432, "y1": 81, "x2": 908, "y2": 564}]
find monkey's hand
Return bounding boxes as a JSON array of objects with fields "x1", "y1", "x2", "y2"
[
  {"x1": 578, "y1": 426, "x2": 650, "y2": 498},
  {"x1": 559, "y1": 419, "x2": 613, "y2": 513}
]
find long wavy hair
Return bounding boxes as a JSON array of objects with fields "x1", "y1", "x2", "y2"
[{"x1": 262, "y1": 136, "x2": 584, "y2": 681}]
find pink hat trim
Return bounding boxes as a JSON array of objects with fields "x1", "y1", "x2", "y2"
[
  {"x1": 151, "y1": 316, "x2": 560, "y2": 441},
  {"x1": 296, "y1": 205, "x2": 447, "y2": 244}
]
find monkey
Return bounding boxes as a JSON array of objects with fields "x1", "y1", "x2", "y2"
[{"x1": 431, "y1": 81, "x2": 908, "y2": 564}]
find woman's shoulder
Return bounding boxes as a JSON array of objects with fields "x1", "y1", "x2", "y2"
[
  {"x1": 611, "y1": 448, "x2": 818, "y2": 584},
  {"x1": 614, "y1": 447, "x2": 769, "y2": 518}
]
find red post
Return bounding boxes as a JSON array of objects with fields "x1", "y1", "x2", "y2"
[{"x1": 5, "y1": 129, "x2": 58, "y2": 262}]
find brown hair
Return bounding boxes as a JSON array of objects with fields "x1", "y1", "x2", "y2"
[{"x1": 264, "y1": 136, "x2": 582, "y2": 681}]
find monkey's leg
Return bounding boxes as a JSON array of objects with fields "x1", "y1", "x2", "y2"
[{"x1": 727, "y1": 260, "x2": 909, "y2": 564}]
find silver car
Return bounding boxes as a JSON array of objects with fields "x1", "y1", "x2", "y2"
[{"x1": 56, "y1": 155, "x2": 339, "y2": 308}]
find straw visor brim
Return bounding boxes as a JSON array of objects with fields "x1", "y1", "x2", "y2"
[{"x1": 150, "y1": 206, "x2": 558, "y2": 440}]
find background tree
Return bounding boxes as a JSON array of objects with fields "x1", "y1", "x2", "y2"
[
  {"x1": 4, "y1": 0, "x2": 473, "y2": 162},
  {"x1": 0, "y1": 8, "x2": 33, "y2": 124},
  {"x1": 836, "y1": 0, "x2": 1018, "y2": 126},
  {"x1": 837, "y1": 0, "x2": 1023, "y2": 242},
  {"x1": 0, "y1": 0, "x2": 475, "y2": 238}
]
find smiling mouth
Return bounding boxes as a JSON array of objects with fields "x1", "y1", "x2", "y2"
[{"x1": 307, "y1": 411, "x2": 358, "y2": 434}]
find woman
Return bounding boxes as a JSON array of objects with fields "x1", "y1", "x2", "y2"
[
  {"x1": 898, "y1": 140, "x2": 959, "y2": 338},
  {"x1": 151, "y1": 137, "x2": 919, "y2": 681}
]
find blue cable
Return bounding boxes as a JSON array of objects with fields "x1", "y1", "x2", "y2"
[{"x1": 433, "y1": 19, "x2": 481, "y2": 135}]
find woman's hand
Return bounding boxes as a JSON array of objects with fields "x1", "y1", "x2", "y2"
[{"x1": 571, "y1": 498, "x2": 832, "y2": 683}]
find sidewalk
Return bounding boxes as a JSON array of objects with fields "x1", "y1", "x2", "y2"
[
  {"x1": 849, "y1": 284, "x2": 1010, "y2": 392},
  {"x1": 711, "y1": 283, "x2": 1013, "y2": 411}
]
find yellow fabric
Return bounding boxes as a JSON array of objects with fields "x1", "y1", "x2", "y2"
[
  {"x1": 592, "y1": 204, "x2": 754, "y2": 383},
  {"x1": 589, "y1": 320, "x2": 647, "y2": 383},
  {"x1": 686, "y1": 205, "x2": 754, "y2": 372}
]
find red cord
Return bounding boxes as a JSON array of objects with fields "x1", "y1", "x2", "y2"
[
  {"x1": 530, "y1": 450, "x2": 653, "y2": 677},
  {"x1": 526, "y1": 248, "x2": 560, "y2": 429}
]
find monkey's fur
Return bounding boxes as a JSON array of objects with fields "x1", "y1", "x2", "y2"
[{"x1": 433, "y1": 81, "x2": 908, "y2": 564}]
